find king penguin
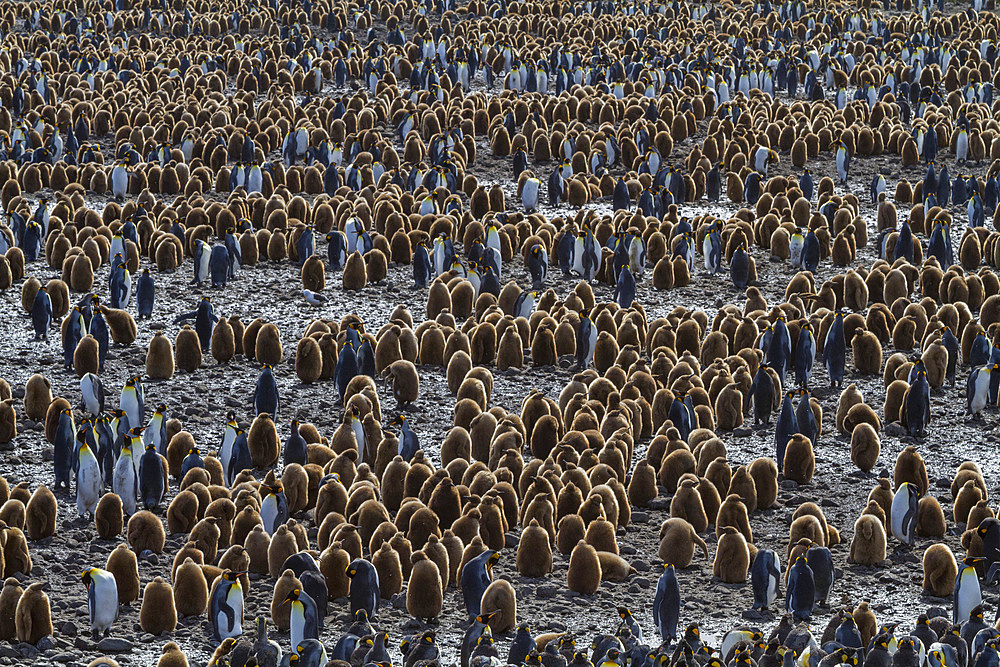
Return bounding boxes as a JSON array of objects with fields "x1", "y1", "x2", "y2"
[
  {"x1": 786, "y1": 555, "x2": 815, "y2": 621},
  {"x1": 76, "y1": 437, "x2": 102, "y2": 519},
  {"x1": 82, "y1": 567, "x2": 118, "y2": 640},
  {"x1": 653, "y1": 563, "x2": 681, "y2": 643},
  {"x1": 890, "y1": 482, "x2": 919, "y2": 546},
  {"x1": 462, "y1": 612, "x2": 500, "y2": 667},
  {"x1": 254, "y1": 364, "x2": 280, "y2": 418},
  {"x1": 80, "y1": 373, "x2": 105, "y2": 416},
  {"x1": 703, "y1": 222, "x2": 722, "y2": 275},
  {"x1": 261, "y1": 483, "x2": 289, "y2": 536},
  {"x1": 138, "y1": 442, "x2": 164, "y2": 511},
  {"x1": 953, "y1": 557, "x2": 985, "y2": 624},
  {"x1": 53, "y1": 408, "x2": 75, "y2": 490},
  {"x1": 576, "y1": 309, "x2": 598, "y2": 370},
  {"x1": 751, "y1": 549, "x2": 781, "y2": 610},
  {"x1": 210, "y1": 570, "x2": 245, "y2": 642},
  {"x1": 967, "y1": 364, "x2": 994, "y2": 418},
  {"x1": 461, "y1": 550, "x2": 499, "y2": 620},
  {"x1": 347, "y1": 558, "x2": 380, "y2": 619},
  {"x1": 824, "y1": 312, "x2": 846, "y2": 389},
  {"x1": 284, "y1": 587, "x2": 321, "y2": 649},
  {"x1": 113, "y1": 435, "x2": 138, "y2": 516}
]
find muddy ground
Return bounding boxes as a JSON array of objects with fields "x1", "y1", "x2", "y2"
[{"x1": 1, "y1": 8, "x2": 998, "y2": 667}]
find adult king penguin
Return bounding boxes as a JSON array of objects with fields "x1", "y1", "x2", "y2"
[
  {"x1": 82, "y1": 567, "x2": 118, "y2": 640},
  {"x1": 890, "y1": 482, "x2": 919, "y2": 546},
  {"x1": 210, "y1": 570, "x2": 245, "y2": 642}
]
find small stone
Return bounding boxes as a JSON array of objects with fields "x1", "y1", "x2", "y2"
[
  {"x1": 59, "y1": 621, "x2": 77, "y2": 637},
  {"x1": 536, "y1": 585, "x2": 558, "y2": 599},
  {"x1": 633, "y1": 560, "x2": 650, "y2": 572},
  {"x1": 52, "y1": 653, "x2": 77, "y2": 663},
  {"x1": 631, "y1": 511, "x2": 649, "y2": 523},
  {"x1": 97, "y1": 637, "x2": 134, "y2": 653},
  {"x1": 36, "y1": 636, "x2": 56, "y2": 651},
  {"x1": 42, "y1": 446, "x2": 55, "y2": 462}
]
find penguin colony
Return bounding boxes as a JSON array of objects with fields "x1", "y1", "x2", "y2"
[{"x1": 5, "y1": 0, "x2": 1000, "y2": 665}]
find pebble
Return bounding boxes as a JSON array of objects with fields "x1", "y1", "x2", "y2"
[
  {"x1": 631, "y1": 511, "x2": 649, "y2": 523},
  {"x1": 98, "y1": 637, "x2": 134, "y2": 652},
  {"x1": 536, "y1": 585, "x2": 559, "y2": 599}
]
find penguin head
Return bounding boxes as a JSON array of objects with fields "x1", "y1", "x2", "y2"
[
  {"x1": 282, "y1": 587, "x2": 302, "y2": 605},
  {"x1": 221, "y1": 569, "x2": 246, "y2": 584},
  {"x1": 486, "y1": 550, "x2": 500, "y2": 570},
  {"x1": 81, "y1": 568, "x2": 96, "y2": 587}
]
